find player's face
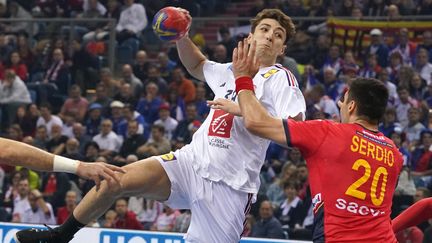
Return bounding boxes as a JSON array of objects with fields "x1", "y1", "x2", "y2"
[{"x1": 249, "y1": 18, "x2": 286, "y2": 65}]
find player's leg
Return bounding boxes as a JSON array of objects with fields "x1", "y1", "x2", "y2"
[
  {"x1": 15, "y1": 157, "x2": 171, "y2": 243},
  {"x1": 185, "y1": 180, "x2": 252, "y2": 243}
]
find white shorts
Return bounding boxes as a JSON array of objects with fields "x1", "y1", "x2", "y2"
[{"x1": 154, "y1": 147, "x2": 253, "y2": 243}]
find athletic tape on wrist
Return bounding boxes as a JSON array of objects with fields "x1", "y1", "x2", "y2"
[
  {"x1": 53, "y1": 155, "x2": 79, "y2": 174},
  {"x1": 235, "y1": 76, "x2": 254, "y2": 94}
]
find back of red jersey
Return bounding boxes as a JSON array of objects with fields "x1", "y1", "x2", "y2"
[{"x1": 285, "y1": 119, "x2": 403, "y2": 242}]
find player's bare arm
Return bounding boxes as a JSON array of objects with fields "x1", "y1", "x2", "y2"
[
  {"x1": 233, "y1": 39, "x2": 287, "y2": 145},
  {"x1": 0, "y1": 138, "x2": 125, "y2": 189},
  {"x1": 175, "y1": 8, "x2": 207, "y2": 81}
]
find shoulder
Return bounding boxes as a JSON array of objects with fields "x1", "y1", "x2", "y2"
[{"x1": 264, "y1": 64, "x2": 299, "y2": 88}]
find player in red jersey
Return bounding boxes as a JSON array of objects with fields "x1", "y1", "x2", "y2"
[{"x1": 215, "y1": 39, "x2": 404, "y2": 242}]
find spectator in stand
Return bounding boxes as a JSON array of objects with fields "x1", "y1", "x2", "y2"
[
  {"x1": 364, "y1": 28, "x2": 389, "y2": 68},
  {"x1": 69, "y1": 38, "x2": 99, "y2": 90},
  {"x1": 2, "y1": 171, "x2": 21, "y2": 216},
  {"x1": 36, "y1": 102, "x2": 63, "y2": 138},
  {"x1": 16, "y1": 33, "x2": 34, "y2": 74},
  {"x1": 378, "y1": 69, "x2": 398, "y2": 105},
  {"x1": 396, "y1": 86, "x2": 418, "y2": 129},
  {"x1": 169, "y1": 66, "x2": 196, "y2": 104},
  {"x1": 276, "y1": 180, "x2": 304, "y2": 230},
  {"x1": 59, "y1": 85, "x2": 89, "y2": 122},
  {"x1": 409, "y1": 73, "x2": 427, "y2": 101},
  {"x1": 3, "y1": 51, "x2": 28, "y2": 82},
  {"x1": 113, "y1": 120, "x2": 146, "y2": 165},
  {"x1": 114, "y1": 198, "x2": 143, "y2": 230},
  {"x1": 411, "y1": 130, "x2": 432, "y2": 173},
  {"x1": 85, "y1": 103, "x2": 104, "y2": 137},
  {"x1": 45, "y1": 124, "x2": 68, "y2": 155},
  {"x1": 21, "y1": 189, "x2": 56, "y2": 225},
  {"x1": 15, "y1": 103, "x2": 39, "y2": 137},
  {"x1": 41, "y1": 171, "x2": 71, "y2": 210},
  {"x1": 72, "y1": 123, "x2": 92, "y2": 154},
  {"x1": 157, "y1": 52, "x2": 177, "y2": 80},
  {"x1": 92, "y1": 119, "x2": 122, "y2": 158},
  {"x1": 379, "y1": 108, "x2": 402, "y2": 137},
  {"x1": 101, "y1": 209, "x2": 118, "y2": 228},
  {"x1": 137, "y1": 124, "x2": 171, "y2": 159},
  {"x1": 128, "y1": 197, "x2": 163, "y2": 230},
  {"x1": 62, "y1": 138, "x2": 85, "y2": 162},
  {"x1": 211, "y1": 44, "x2": 230, "y2": 63},
  {"x1": 0, "y1": 69, "x2": 32, "y2": 128},
  {"x1": 133, "y1": 50, "x2": 149, "y2": 82},
  {"x1": 115, "y1": 0, "x2": 147, "y2": 44},
  {"x1": 173, "y1": 103, "x2": 199, "y2": 143},
  {"x1": 267, "y1": 162, "x2": 298, "y2": 208},
  {"x1": 92, "y1": 84, "x2": 114, "y2": 116},
  {"x1": 11, "y1": 178, "x2": 31, "y2": 223},
  {"x1": 194, "y1": 84, "x2": 210, "y2": 119},
  {"x1": 136, "y1": 82, "x2": 163, "y2": 124},
  {"x1": 322, "y1": 45, "x2": 343, "y2": 75},
  {"x1": 218, "y1": 27, "x2": 236, "y2": 58},
  {"x1": 84, "y1": 141, "x2": 100, "y2": 162},
  {"x1": 99, "y1": 68, "x2": 120, "y2": 98},
  {"x1": 417, "y1": 30, "x2": 432, "y2": 62},
  {"x1": 415, "y1": 48, "x2": 432, "y2": 85},
  {"x1": 124, "y1": 103, "x2": 148, "y2": 135},
  {"x1": 168, "y1": 87, "x2": 186, "y2": 121},
  {"x1": 145, "y1": 65, "x2": 168, "y2": 97},
  {"x1": 33, "y1": 125, "x2": 49, "y2": 150},
  {"x1": 121, "y1": 64, "x2": 143, "y2": 98},
  {"x1": 0, "y1": 33, "x2": 12, "y2": 63},
  {"x1": 405, "y1": 107, "x2": 426, "y2": 146},
  {"x1": 154, "y1": 102, "x2": 178, "y2": 140},
  {"x1": 359, "y1": 53, "x2": 382, "y2": 78},
  {"x1": 114, "y1": 83, "x2": 137, "y2": 107},
  {"x1": 109, "y1": 100, "x2": 127, "y2": 135},
  {"x1": 41, "y1": 48, "x2": 71, "y2": 96},
  {"x1": 57, "y1": 191, "x2": 78, "y2": 225},
  {"x1": 391, "y1": 28, "x2": 417, "y2": 66},
  {"x1": 250, "y1": 200, "x2": 285, "y2": 239},
  {"x1": 151, "y1": 204, "x2": 178, "y2": 232},
  {"x1": 418, "y1": 0, "x2": 432, "y2": 15},
  {"x1": 387, "y1": 51, "x2": 403, "y2": 83}
]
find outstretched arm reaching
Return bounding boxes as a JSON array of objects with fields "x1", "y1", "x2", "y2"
[
  {"x1": 392, "y1": 198, "x2": 432, "y2": 233},
  {"x1": 232, "y1": 39, "x2": 287, "y2": 145},
  {"x1": 0, "y1": 138, "x2": 125, "y2": 189}
]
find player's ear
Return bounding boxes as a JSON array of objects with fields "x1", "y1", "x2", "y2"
[
  {"x1": 279, "y1": 45, "x2": 287, "y2": 56},
  {"x1": 246, "y1": 33, "x2": 253, "y2": 43},
  {"x1": 348, "y1": 100, "x2": 356, "y2": 115}
]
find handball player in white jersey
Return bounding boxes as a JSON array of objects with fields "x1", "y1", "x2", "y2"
[{"x1": 15, "y1": 8, "x2": 306, "y2": 243}]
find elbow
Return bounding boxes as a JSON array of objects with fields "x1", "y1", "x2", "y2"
[{"x1": 244, "y1": 117, "x2": 262, "y2": 136}]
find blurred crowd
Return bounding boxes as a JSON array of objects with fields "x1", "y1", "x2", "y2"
[{"x1": 0, "y1": 0, "x2": 432, "y2": 242}]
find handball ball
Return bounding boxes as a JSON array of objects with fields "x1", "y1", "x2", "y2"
[{"x1": 152, "y1": 7, "x2": 191, "y2": 41}]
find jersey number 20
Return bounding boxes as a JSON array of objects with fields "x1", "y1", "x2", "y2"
[{"x1": 345, "y1": 159, "x2": 388, "y2": 206}]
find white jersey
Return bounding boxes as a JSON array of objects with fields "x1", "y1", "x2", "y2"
[{"x1": 185, "y1": 61, "x2": 306, "y2": 193}]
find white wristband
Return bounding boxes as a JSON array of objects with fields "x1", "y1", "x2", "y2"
[{"x1": 53, "y1": 155, "x2": 79, "y2": 174}]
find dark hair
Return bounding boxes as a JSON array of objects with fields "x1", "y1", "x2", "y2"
[
  {"x1": 348, "y1": 78, "x2": 389, "y2": 123},
  {"x1": 250, "y1": 9, "x2": 296, "y2": 44},
  {"x1": 84, "y1": 141, "x2": 100, "y2": 152},
  {"x1": 40, "y1": 102, "x2": 52, "y2": 111},
  {"x1": 283, "y1": 180, "x2": 300, "y2": 191}
]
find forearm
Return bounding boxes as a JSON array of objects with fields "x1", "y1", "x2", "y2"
[
  {"x1": 0, "y1": 138, "x2": 53, "y2": 171},
  {"x1": 238, "y1": 90, "x2": 274, "y2": 135},
  {"x1": 0, "y1": 138, "x2": 80, "y2": 174},
  {"x1": 176, "y1": 36, "x2": 206, "y2": 81},
  {"x1": 392, "y1": 198, "x2": 432, "y2": 233}
]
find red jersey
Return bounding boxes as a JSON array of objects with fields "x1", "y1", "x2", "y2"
[{"x1": 284, "y1": 119, "x2": 403, "y2": 242}]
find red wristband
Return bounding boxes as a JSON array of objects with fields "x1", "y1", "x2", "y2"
[{"x1": 235, "y1": 76, "x2": 254, "y2": 94}]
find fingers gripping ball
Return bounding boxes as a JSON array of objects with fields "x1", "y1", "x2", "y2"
[{"x1": 152, "y1": 7, "x2": 191, "y2": 41}]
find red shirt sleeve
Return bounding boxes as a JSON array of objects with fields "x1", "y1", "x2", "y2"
[
  {"x1": 284, "y1": 119, "x2": 330, "y2": 157},
  {"x1": 392, "y1": 198, "x2": 432, "y2": 233}
]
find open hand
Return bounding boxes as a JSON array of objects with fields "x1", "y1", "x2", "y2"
[
  {"x1": 76, "y1": 162, "x2": 126, "y2": 190},
  {"x1": 207, "y1": 98, "x2": 242, "y2": 116},
  {"x1": 232, "y1": 38, "x2": 260, "y2": 79}
]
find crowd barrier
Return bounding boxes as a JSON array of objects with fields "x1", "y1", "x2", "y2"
[{"x1": 0, "y1": 222, "x2": 312, "y2": 243}]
